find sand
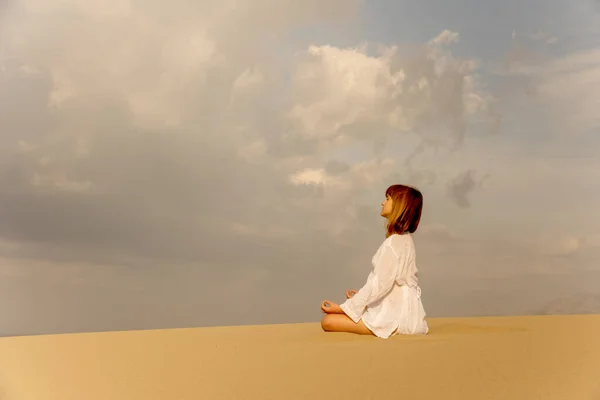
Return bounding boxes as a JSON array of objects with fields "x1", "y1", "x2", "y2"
[{"x1": 1, "y1": 314, "x2": 599, "y2": 400}]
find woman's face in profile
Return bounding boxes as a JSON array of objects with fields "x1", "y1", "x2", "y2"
[{"x1": 380, "y1": 195, "x2": 393, "y2": 218}]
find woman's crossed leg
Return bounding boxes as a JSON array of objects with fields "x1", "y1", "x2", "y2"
[{"x1": 320, "y1": 312, "x2": 374, "y2": 336}]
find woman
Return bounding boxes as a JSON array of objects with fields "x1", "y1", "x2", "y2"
[{"x1": 320, "y1": 184, "x2": 429, "y2": 338}]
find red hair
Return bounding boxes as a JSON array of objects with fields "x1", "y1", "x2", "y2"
[{"x1": 384, "y1": 184, "x2": 423, "y2": 237}]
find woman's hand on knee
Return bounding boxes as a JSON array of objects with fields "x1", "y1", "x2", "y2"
[
  {"x1": 345, "y1": 289, "x2": 357, "y2": 299},
  {"x1": 321, "y1": 300, "x2": 344, "y2": 314}
]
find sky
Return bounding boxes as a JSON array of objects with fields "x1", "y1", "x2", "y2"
[{"x1": 0, "y1": 0, "x2": 599, "y2": 336}]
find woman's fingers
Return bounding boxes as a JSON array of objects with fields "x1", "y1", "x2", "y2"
[{"x1": 346, "y1": 289, "x2": 357, "y2": 299}]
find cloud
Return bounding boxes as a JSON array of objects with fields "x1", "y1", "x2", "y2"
[
  {"x1": 527, "y1": 30, "x2": 558, "y2": 45},
  {"x1": 446, "y1": 169, "x2": 488, "y2": 208},
  {"x1": 286, "y1": 30, "x2": 498, "y2": 153},
  {"x1": 0, "y1": 9, "x2": 497, "y2": 264},
  {"x1": 2, "y1": 0, "x2": 565, "y2": 335},
  {"x1": 536, "y1": 233, "x2": 600, "y2": 257},
  {"x1": 498, "y1": 34, "x2": 600, "y2": 134},
  {"x1": 538, "y1": 235, "x2": 582, "y2": 257},
  {"x1": 532, "y1": 49, "x2": 600, "y2": 133},
  {"x1": 289, "y1": 168, "x2": 340, "y2": 187}
]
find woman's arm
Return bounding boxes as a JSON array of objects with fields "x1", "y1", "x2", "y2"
[{"x1": 339, "y1": 239, "x2": 408, "y2": 323}]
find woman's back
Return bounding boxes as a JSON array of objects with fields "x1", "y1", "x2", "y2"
[{"x1": 382, "y1": 233, "x2": 420, "y2": 289}]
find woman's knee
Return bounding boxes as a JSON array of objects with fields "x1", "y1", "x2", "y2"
[{"x1": 321, "y1": 314, "x2": 336, "y2": 331}]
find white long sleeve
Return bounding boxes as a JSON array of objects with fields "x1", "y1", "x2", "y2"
[{"x1": 340, "y1": 236, "x2": 409, "y2": 323}]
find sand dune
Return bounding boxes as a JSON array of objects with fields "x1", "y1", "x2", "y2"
[{"x1": 1, "y1": 315, "x2": 599, "y2": 400}]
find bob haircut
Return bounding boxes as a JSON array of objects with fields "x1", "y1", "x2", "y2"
[{"x1": 384, "y1": 184, "x2": 423, "y2": 237}]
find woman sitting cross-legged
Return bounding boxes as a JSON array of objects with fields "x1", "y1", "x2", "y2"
[{"x1": 320, "y1": 184, "x2": 429, "y2": 339}]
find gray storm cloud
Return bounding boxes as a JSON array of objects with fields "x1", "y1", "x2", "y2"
[
  {"x1": 0, "y1": 2, "x2": 496, "y2": 267},
  {"x1": 446, "y1": 169, "x2": 489, "y2": 208}
]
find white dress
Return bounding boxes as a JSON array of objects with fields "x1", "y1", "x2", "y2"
[{"x1": 340, "y1": 233, "x2": 428, "y2": 338}]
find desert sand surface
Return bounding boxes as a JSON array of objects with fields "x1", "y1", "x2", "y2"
[{"x1": 1, "y1": 314, "x2": 599, "y2": 400}]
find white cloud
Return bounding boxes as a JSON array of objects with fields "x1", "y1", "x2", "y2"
[
  {"x1": 429, "y1": 29, "x2": 459, "y2": 46},
  {"x1": 229, "y1": 67, "x2": 265, "y2": 106},
  {"x1": 288, "y1": 44, "x2": 407, "y2": 139},
  {"x1": 288, "y1": 157, "x2": 397, "y2": 194},
  {"x1": 290, "y1": 168, "x2": 331, "y2": 186},
  {"x1": 286, "y1": 31, "x2": 497, "y2": 151}
]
